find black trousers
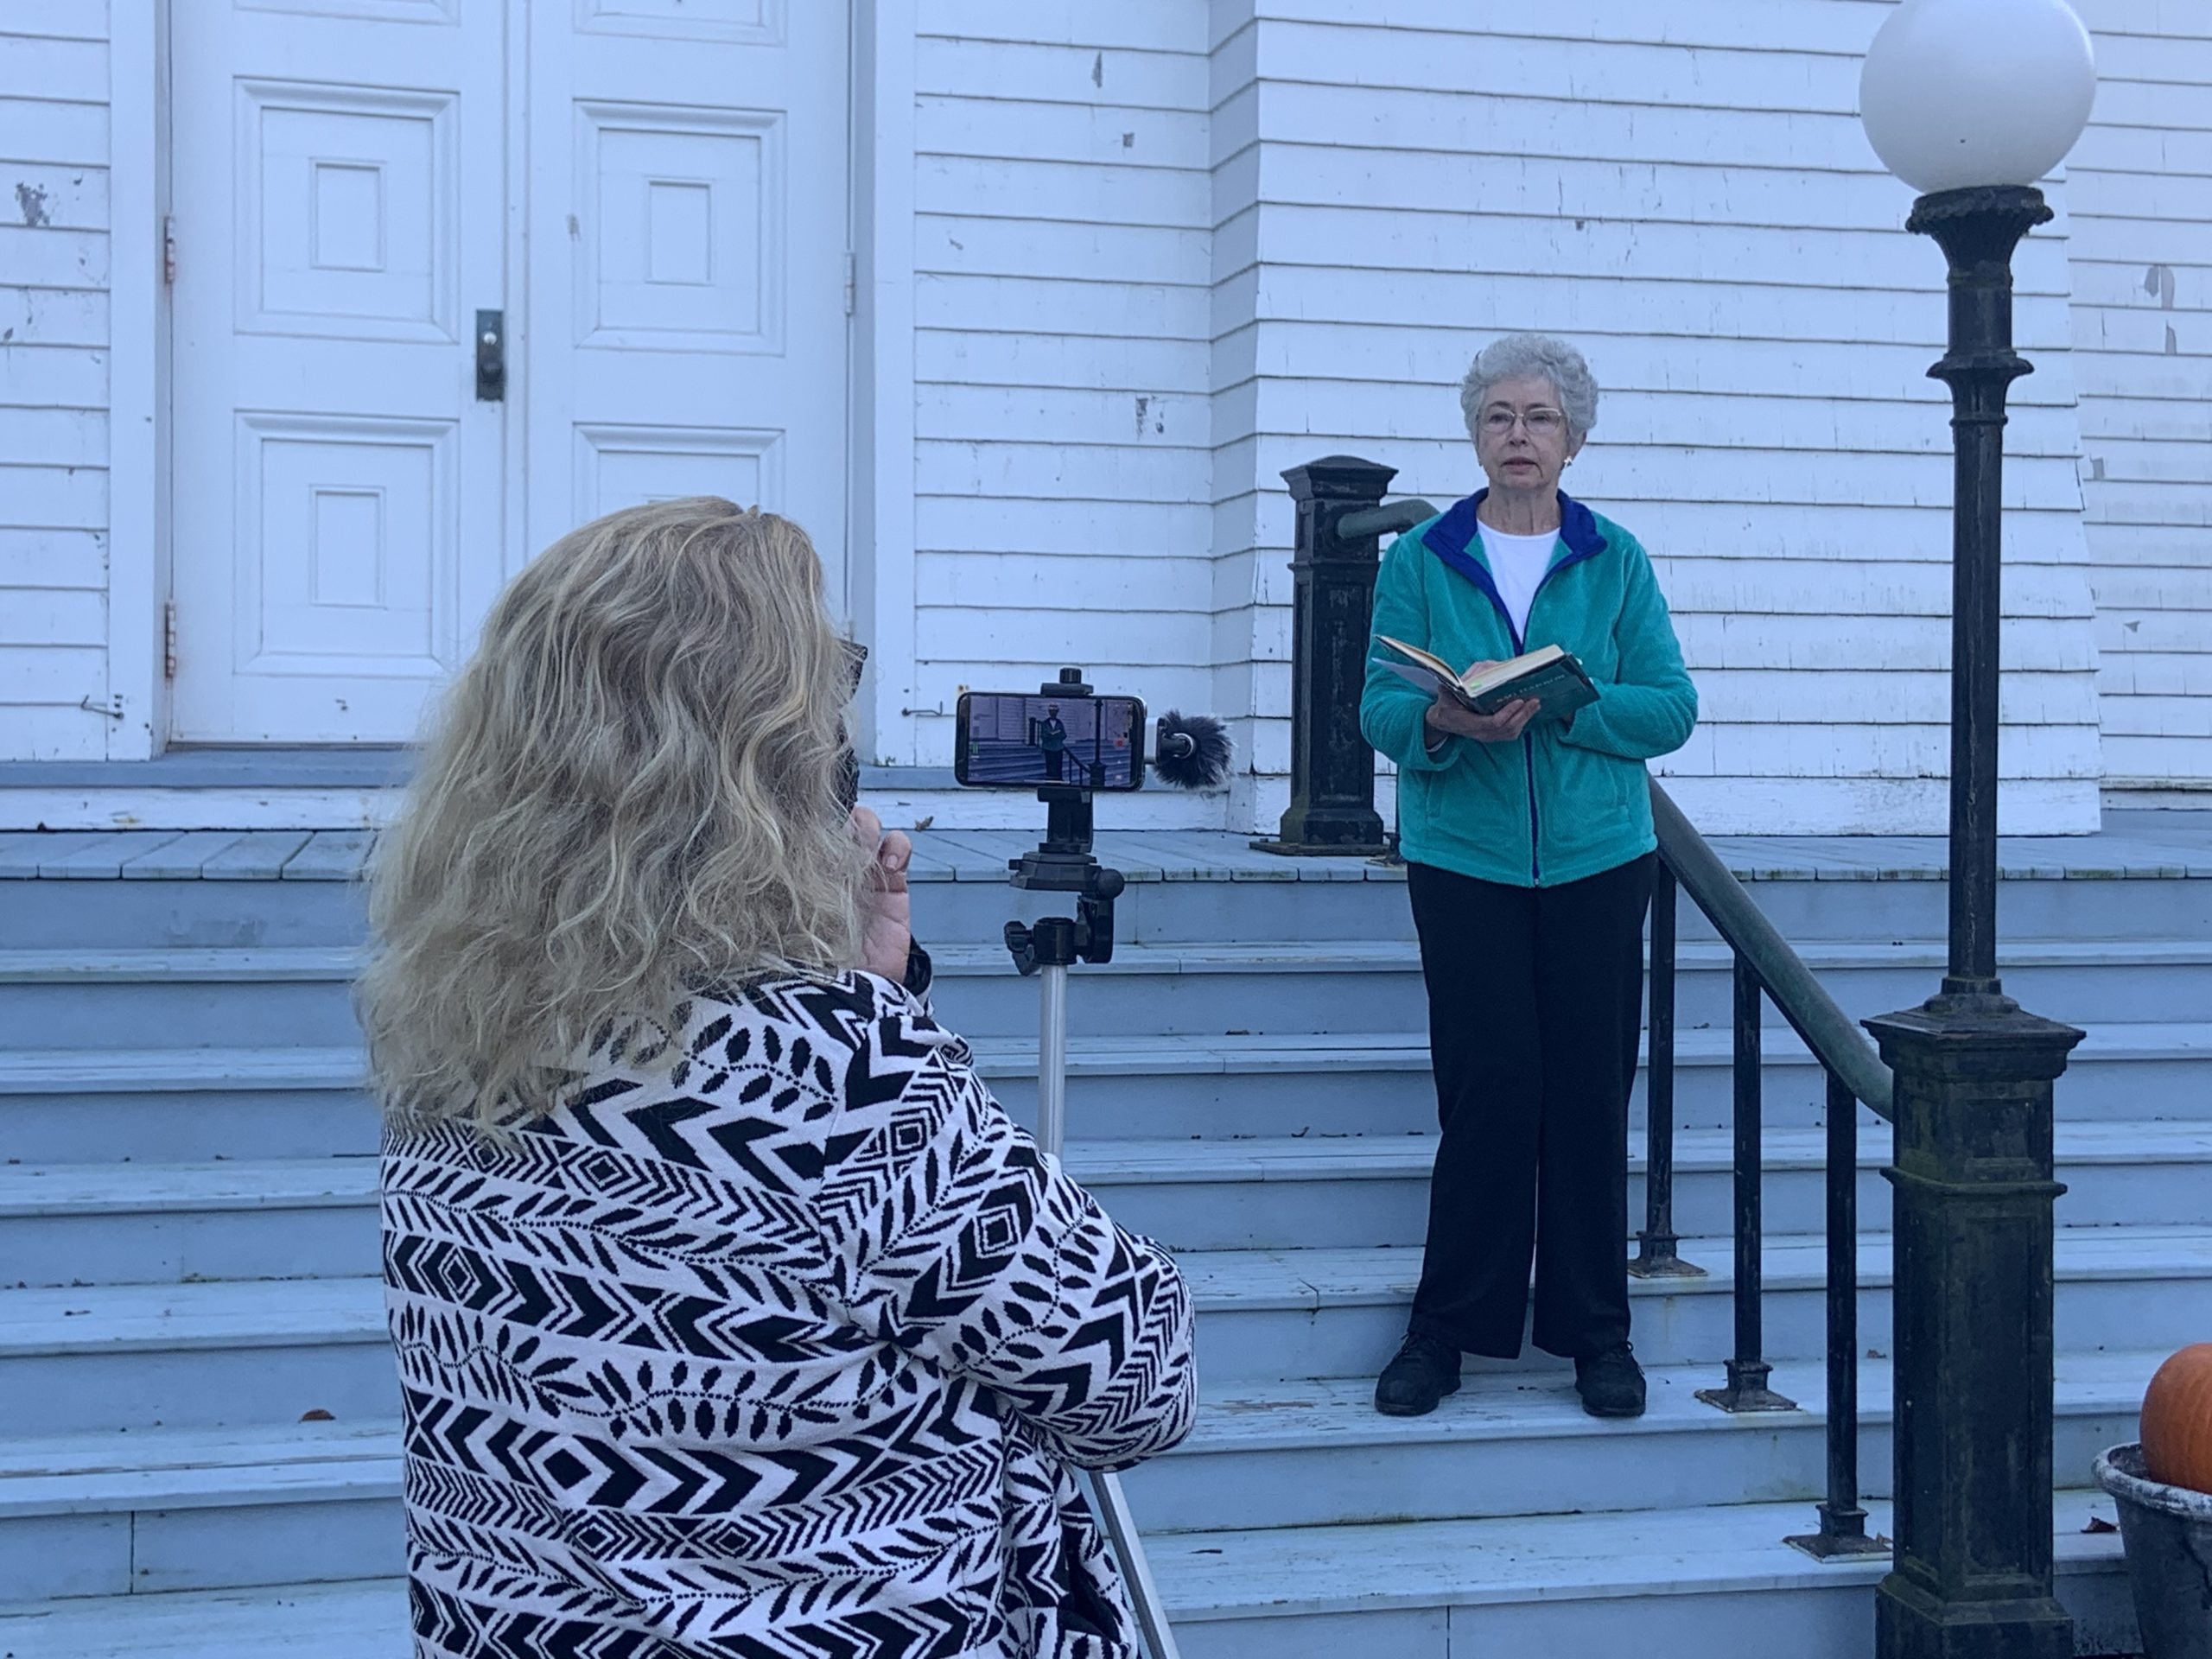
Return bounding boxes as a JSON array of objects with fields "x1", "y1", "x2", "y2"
[{"x1": 1404, "y1": 853, "x2": 1655, "y2": 1360}]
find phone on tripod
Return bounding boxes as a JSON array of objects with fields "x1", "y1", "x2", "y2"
[{"x1": 953, "y1": 691, "x2": 1147, "y2": 791}]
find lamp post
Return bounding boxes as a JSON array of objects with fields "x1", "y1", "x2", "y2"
[{"x1": 1857, "y1": 4, "x2": 2096, "y2": 1657}]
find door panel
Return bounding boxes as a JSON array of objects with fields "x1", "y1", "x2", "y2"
[
  {"x1": 170, "y1": 4, "x2": 504, "y2": 742},
  {"x1": 528, "y1": 3, "x2": 849, "y2": 613},
  {"x1": 168, "y1": 1, "x2": 850, "y2": 744}
]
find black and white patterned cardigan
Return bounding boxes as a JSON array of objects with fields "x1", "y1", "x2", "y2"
[{"x1": 381, "y1": 972, "x2": 1197, "y2": 1658}]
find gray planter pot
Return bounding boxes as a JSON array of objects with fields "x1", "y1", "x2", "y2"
[{"x1": 2096, "y1": 1443, "x2": 2212, "y2": 1659}]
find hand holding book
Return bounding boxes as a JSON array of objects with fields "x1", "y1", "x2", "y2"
[
  {"x1": 1425, "y1": 669, "x2": 1540, "y2": 745},
  {"x1": 1377, "y1": 638, "x2": 1599, "y2": 747}
]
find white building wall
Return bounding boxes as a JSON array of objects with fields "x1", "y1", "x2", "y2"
[
  {"x1": 0, "y1": 7, "x2": 111, "y2": 761},
  {"x1": 2069, "y1": 0, "x2": 2212, "y2": 803},
  {"x1": 8, "y1": 0, "x2": 2212, "y2": 840},
  {"x1": 908, "y1": 1, "x2": 1219, "y2": 794},
  {"x1": 1211, "y1": 0, "x2": 2105, "y2": 838}
]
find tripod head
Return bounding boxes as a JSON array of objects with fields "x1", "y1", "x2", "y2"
[
  {"x1": 998, "y1": 668, "x2": 1231, "y2": 977},
  {"x1": 1006, "y1": 672, "x2": 1126, "y2": 971}
]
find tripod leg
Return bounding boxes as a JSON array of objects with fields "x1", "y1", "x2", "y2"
[
  {"x1": 1033, "y1": 956, "x2": 1179, "y2": 1654},
  {"x1": 1083, "y1": 1468, "x2": 1185, "y2": 1659},
  {"x1": 1036, "y1": 962, "x2": 1069, "y2": 1158}
]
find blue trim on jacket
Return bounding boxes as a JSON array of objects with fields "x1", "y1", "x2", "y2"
[{"x1": 1418, "y1": 490, "x2": 1609, "y2": 649}]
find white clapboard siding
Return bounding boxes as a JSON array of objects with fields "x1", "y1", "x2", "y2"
[
  {"x1": 0, "y1": 9, "x2": 110, "y2": 761},
  {"x1": 2070, "y1": 0, "x2": 2212, "y2": 795},
  {"x1": 911, "y1": 3, "x2": 1217, "y2": 795},
  {"x1": 1212, "y1": 4, "x2": 2105, "y2": 836}
]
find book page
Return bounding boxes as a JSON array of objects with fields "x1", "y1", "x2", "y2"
[
  {"x1": 1376, "y1": 636, "x2": 1464, "y2": 683},
  {"x1": 1461, "y1": 644, "x2": 1566, "y2": 697}
]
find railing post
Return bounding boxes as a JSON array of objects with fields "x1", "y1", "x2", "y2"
[
  {"x1": 1789, "y1": 1069, "x2": 1886, "y2": 1560},
  {"x1": 1254, "y1": 456, "x2": 1394, "y2": 856},
  {"x1": 1864, "y1": 1006, "x2": 2082, "y2": 1652},
  {"x1": 1698, "y1": 957, "x2": 1795, "y2": 1414},
  {"x1": 1631, "y1": 862, "x2": 1702, "y2": 1279}
]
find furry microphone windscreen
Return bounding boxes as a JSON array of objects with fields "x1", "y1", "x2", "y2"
[{"x1": 1153, "y1": 712, "x2": 1231, "y2": 791}]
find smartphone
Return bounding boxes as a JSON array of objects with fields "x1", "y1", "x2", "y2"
[{"x1": 953, "y1": 692, "x2": 1147, "y2": 791}]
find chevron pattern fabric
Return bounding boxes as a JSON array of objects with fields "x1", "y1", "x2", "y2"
[{"x1": 382, "y1": 972, "x2": 1196, "y2": 1658}]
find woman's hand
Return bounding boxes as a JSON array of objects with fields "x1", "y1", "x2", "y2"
[
  {"x1": 849, "y1": 805, "x2": 913, "y2": 981},
  {"x1": 1426, "y1": 685, "x2": 1540, "y2": 745}
]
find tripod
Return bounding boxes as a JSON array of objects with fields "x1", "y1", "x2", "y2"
[{"x1": 1002, "y1": 783, "x2": 1182, "y2": 1659}]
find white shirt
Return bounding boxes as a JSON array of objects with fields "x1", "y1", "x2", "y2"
[{"x1": 1477, "y1": 520, "x2": 1559, "y2": 645}]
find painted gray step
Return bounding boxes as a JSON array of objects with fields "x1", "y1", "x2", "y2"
[
  {"x1": 7, "y1": 825, "x2": 2212, "y2": 953},
  {"x1": 0, "y1": 1578, "x2": 408, "y2": 1659},
  {"x1": 982, "y1": 1025, "x2": 2212, "y2": 1139},
  {"x1": 16, "y1": 1120, "x2": 2209, "y2": 1289},
  {"x1": 1135, "y1": 1352, "x2": 2150, "y2": 1534},
  {"x1": 1080, "y1": 1120, "x2": 2212, "y2": 1252},
  {"x1": 0, "y1": 1351, "x2": 2151, "y2": 1602},
  {"x1": 0, "y1": 1421, "x2": 400, "y2": 1602},
  {"x1": 5, "y1": 1227, "x2": 2207, "y2": 1433},
  {"x1": 1149, "y1": 1493, "x2": 2132, "y2": 1659},
  {"x1": 925, "y1": 936, "x2": 2212, "y2": 1037},
  {"x1": 0, "y1": 1278, "x2": 398, "y2": 1435},
  {"x1": 904, "y1": 860, "x2": 2212, "y2": 949},
  {"x1": 4, "y1": 1020, "x2": 2209, "y2": 1176},
  {"x1": 0, "y1": 950, "x2": 365, "y2": 1050},
  {"x1": 1179, "y1": 1226, "x2": 2212, "y2": 1384},
  {"x1": 0, "y1": 1049, "x2": 381, "y2": 1164},
  {"x1": 0, "y1": 879, "x2": 371, "y2": 952},
  {"x1": 0, "y1": 1160, "x2": 382, "y2": 1288},
  {"x1": 0, "y1": 1500, "x2": 2136, "y2": 1659},
  {"x1": 11, "y1": 932, "x2": 2212, "y2": 1050}
]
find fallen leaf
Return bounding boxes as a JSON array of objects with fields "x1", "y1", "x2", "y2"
[
  {"x1": 912, "y1": 816, "x2": 935, "y2": 830},
  {"x1": 301, "y1": 1408, "x2": 335, "y2": 1422},
  {"x1": 2083, "y1": 1516, "x2": 2119, "y2": 1534}
]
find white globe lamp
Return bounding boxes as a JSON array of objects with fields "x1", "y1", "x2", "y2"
[{"x1": 1859, "y1": 0, "x2": 2097, "y2": 194}]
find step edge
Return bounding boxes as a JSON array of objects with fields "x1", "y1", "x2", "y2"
[
  {"x1": 3, "y1": 1020, "x2": 2209, "y2": 1094},
  {"x1": 1147, "y1": 1493, "x2": 2125, "y2": 1623},
  {"x1": 0, "y1": 1360, "x2": 2153, "y2": 1517}
]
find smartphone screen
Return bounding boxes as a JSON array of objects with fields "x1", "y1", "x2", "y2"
[{"x1": 954, "y1": 692, "x2": 1147, "y2": 791}]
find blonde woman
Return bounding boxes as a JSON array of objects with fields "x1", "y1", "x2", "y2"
[{"x1": 363, "y1": 499, "x2": 1195, "y2": 1659}]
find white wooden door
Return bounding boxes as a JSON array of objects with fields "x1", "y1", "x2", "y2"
[
  {"x1": 170, "y1": 1, "x2": 507, "y2": 743},
  {"x1": 526, "y1": 2, "x2": 850, "y2": 614}
]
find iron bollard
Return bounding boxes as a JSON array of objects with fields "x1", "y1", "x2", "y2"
[{"x1": 1255, "y1": 455, "x2": 1432, "y2": 856}]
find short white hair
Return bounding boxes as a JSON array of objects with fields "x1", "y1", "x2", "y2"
[{"x1": 1459, "y1": 334, "x2": 1600, "y2": 441}]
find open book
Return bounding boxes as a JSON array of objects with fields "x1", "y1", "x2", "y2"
[{"x1": 1376, "y1": 637, "x2": 1599, "y2": 721}]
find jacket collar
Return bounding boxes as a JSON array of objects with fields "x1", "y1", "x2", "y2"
[
  {"x1": 1421, "y1": 488, "x2": 1606, "y2": 568},
  {"x1": 1418, "y1": 489, "x2": 1609, "y2": 652}
]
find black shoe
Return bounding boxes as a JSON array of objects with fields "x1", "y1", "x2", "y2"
[
  {"x1": 1575, "y1": 1344, "x2": 1647, "y2": 1418},
  {"x1": 1375, "y1": 1332, "x2": 1462, "y2": 1417}
]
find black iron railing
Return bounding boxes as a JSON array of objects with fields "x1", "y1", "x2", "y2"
[{"x1": 1644, "y1": 779, "x2": 1893, "y2": 1560}]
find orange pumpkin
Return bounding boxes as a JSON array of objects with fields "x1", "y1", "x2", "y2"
[{"x1": 2142, "y1": 1344, "x2": 2212, "y2": 1493}]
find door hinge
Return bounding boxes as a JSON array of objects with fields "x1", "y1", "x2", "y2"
[
  {"x1": 162, "y1": 215, "x2": 177, "y2": 285},
  {"x1": 163, "y1": 598, "x2": 178, "y2": 679},
  {"x1": 843, "y1": 251, "x2": 856, "y2": 317}
]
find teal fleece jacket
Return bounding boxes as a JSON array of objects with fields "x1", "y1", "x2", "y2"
[{"x1": 1360, "y1": 489, "x2": 1696, "y2": 888}]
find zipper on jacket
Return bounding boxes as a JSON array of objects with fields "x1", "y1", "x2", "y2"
[
  {"x1": 1509, "y1": 584, "x2": 1545, "y2": 885},
  {"x1": 1510, "y1": 541, "x2": 1597, "y2": 887},
  {"x1": 1523, "y1": 731, "x2": 1541, "y2": 885}
]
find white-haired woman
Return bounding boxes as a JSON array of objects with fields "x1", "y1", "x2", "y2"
[
  {"x1": 363, "y1": 499, "x2": 1195, "y2": 1658},
  {"x1": 1360, "y1": 335, "x2": 1697, "y2": 1421}
]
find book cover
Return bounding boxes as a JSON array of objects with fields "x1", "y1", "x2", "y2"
[{"x1": 1376, "y1": 637, "x2": 1597, "y2": 723}]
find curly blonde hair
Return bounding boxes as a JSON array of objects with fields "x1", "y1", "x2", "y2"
[{"x1": 357, "y1": 499, "x2": 869, "y2": 1134}]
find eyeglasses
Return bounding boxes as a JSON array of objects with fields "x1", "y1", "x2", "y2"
[{"x1": 1480, "y1": 406, "x2": 1567, "y2": 440}]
